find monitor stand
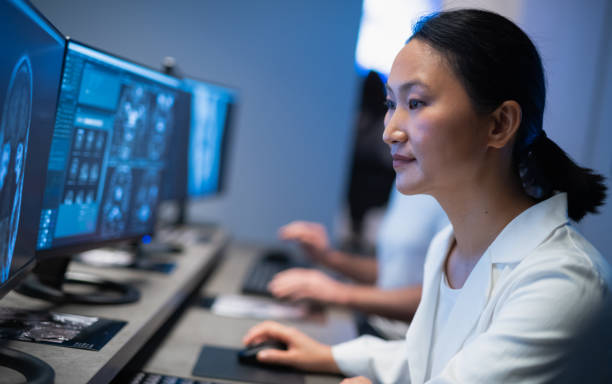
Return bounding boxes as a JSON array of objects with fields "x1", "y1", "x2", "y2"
[
  {"x1": 0, "y1": 345, "x2": 54, "y2": 384},
  {"x1": 16, "y1": 257, "x2": 140, "y2": 305}
]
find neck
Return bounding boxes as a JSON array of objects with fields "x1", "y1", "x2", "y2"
[{"x1": 434, "y1": 169, "x2": 534, "y2": 263}]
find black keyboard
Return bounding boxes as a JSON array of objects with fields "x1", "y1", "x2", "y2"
[
  {"x1": 130, "y1": 372, "x2": 217, "y2": 384},
  {"x1": 241, "y1": 254, "x2": 296, "y2": 296}
]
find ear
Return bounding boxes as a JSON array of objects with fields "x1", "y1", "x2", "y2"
[{"x1": 488, "y1": 100, "x2": 521, "y2": 149}]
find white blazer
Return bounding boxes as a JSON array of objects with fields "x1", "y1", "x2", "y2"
[{"x1": 332, "y1": 193, "x2": 612, "y2": 383}]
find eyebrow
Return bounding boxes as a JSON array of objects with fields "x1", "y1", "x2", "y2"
[{"x1": 385, "y1": 81, "x2": 430, "y2": 96}]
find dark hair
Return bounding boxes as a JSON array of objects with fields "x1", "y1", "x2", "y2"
[{"x1": 409, "y1": 9, "x2": 606, "y2": 222}]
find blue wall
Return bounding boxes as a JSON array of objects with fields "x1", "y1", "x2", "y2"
[{"x1": 33, "y1": 0, "x2": 363, "y2": 244}]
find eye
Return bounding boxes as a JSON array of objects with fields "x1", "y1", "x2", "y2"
[
  {"x1": 408, "y1": 99, "x2": 425, "y2": 110},
  {"x1": 384, "y1": 99, "x2": 396, "y2": 110}
]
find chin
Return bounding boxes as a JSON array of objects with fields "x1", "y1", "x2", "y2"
[{"x1": 394, "y1": 175, "x2": 426, "y2": 196}]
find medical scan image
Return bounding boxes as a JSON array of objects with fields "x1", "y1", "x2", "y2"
[
  {"x1": 0, "y1": 56, "x2": 32, "y2": 283},
  {"x1": 112, "y1": 85, "x2": 148, "y2": 160},
  {"x1": 147, "y1": 93, "x2": 175, "y2": 161},
  {"x1": 130, "y1": 170, "x2": 161, "y2": 232},
  {"x1": 101, "y1": 165, "x2": 133, "y2": 237}
]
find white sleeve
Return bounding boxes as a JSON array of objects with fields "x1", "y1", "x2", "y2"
[
  {"x1": 427, "y1": 255, "x2": 612, "y2": 383},
  {"x1": 332, "y1": 335, "x2": 410, "y2": 383}
]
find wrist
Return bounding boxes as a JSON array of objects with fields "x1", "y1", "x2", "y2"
[{"x1": 332, "y1": 282, "x2": 353, "y2": 306}]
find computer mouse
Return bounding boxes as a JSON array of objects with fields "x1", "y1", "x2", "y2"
[{"x1": 237, "y1": 340, "x2": 288, "y2": 365}]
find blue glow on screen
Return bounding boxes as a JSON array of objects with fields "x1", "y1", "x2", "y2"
[{"x1": 184, "y1": 79, "x2": 234, "y2": 199}]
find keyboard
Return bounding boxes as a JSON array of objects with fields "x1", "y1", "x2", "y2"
[
  {"x1": 241, "y1": 252, "x2": 297, "y2": 296},
  {"x1": 129, "y1": 371, "x2": 218, "y2": 384}
]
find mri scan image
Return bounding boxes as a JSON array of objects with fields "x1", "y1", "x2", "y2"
[
  {"x1": 101, "y1": 165, "x2": 132, "y2": 237},
  {"x1": 131, "y1": 170, "x2": 160, "y2": 231},
  {"x1": 0, "y1": 56, "x2": 32, "y2": 282},
  {"x1": 112, "y1": 86, "x2": 148, "y2": 160},
  {"x1": 191, "y1": 90, "x2": 221, "y2": 191},
  {"x1": 147, "y1": 93, "x2": 175, "y2": 161}
]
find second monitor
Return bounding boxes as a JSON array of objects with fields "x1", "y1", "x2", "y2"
[{"x1": 23, "y1": 40, "x2": 190, "y2": 304}]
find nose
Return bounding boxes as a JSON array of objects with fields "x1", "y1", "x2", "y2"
[{"x1": 382, "y1": 113, "x2": 408, "y2": 145}]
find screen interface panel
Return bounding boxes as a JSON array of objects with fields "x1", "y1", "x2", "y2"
[
  {"x1": 184, "y1": 79, "x2": 234, "y2": 199},
  {"x1": 37, "y1": 42, "x2": 182, "y2": 251},
  {"x1": 1, "y1": 0, "x2": 64, "y2": 285}
]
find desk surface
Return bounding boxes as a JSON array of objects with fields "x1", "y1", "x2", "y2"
[
  {"x1": 0, "y1": 228, "x2": 228, "y2": 384},
  {"x1": 143, "y1": 243, "x2": 358, "y2": 384}
]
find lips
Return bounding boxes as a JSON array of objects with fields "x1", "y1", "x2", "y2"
[{"x1": 391, "y1": 153, "x2": 415, "y2": 168}]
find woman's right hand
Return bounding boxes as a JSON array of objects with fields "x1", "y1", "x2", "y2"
[
  {"x1": 242, "y1": 321, "x2": 340, "y2": 374},
  {"x1": 278, "y1": 221, "x2": 331, "y2": 263}
]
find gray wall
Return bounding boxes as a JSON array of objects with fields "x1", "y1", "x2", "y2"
[{"x1": 32, "y1": 0, "x2": 363, "y2": 244}]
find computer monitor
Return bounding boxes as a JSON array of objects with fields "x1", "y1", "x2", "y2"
[
  {"x1": 0, "y1": 0, "x2": 64, "y2": 382},
  {"x1": 184, "y1": 78, "x2": 235, "y2": 199},
  {"x1": 160, "y1": 78, "x2": 235, "y2": 226},
  {"x1": 20, "y1": 40, "x2": 190, "y2": 304}
]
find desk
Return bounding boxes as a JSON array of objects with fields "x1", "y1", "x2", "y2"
[
  {"x1": 0, "y1": 227, "x2": 228, "y2": 384},
  {"x1": 142, "y1": 243, "x2": 358, "y2": 384}
]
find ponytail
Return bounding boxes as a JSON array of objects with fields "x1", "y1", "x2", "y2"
[{"x1": 517, "y1": 131, "x2": 607, "y2": 222}]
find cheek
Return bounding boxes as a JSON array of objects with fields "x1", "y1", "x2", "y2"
[{"x1": 413, "y1": 113, "x2": 482, "y2": 178}]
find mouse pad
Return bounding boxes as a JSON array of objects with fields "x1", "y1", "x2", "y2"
[{"x1": 192, "y1": 345, "x2": 305, "y2": 384}]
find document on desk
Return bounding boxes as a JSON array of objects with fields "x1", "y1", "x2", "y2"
[
  {"x1": 205, "y1": 294, "x2": 309, "y2": 320},
  {"x1": 0, "y1": 307, "x2": 126, "y2": 351}
]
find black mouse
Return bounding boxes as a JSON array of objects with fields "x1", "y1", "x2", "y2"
[{"x1": 237, "y1": 340, "x2": 288, "y2": 365}]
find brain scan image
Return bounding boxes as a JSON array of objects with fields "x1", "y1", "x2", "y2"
[
  {"x1": 192, "y1": 91, "x2": 220, "y2": 191},
  {"x1": 101, "y1": 166, "x2": 132, "y2": 236},
  {"x1": 0, "y1": 56, "x2": 32, "y2": 283},
  {"x1": 69, "y1": 157, "x2": 79, "y2": 181},
  {"x1": 89, "y1": 163, "x2": 99, "y2": 184},
  {"x1": 113, "y1": 86, "x2": 148, "y2": 160},
  {"x1": 64, "y1": 190, "x2": 74, "y2": 204},
  {"x1": 147, "y1": 93, "x2": 174, "y2": 161},
  {"x1": 132, "y1": 170, "x2": 160, "y2": 229},
  {"x1": 95, "y1": 131, "x2": 104, "y2": 153},
  {"x1": 85, "y1": 190, "x2": 94, "y2": 204},
  {"x1": 84, "y1": 129, "x2": 95, "y2": 151},
  {"x1": 75, "y1": 190, "x2": 84, "y2": 204},
  {"x1": 78, "y1": 162, "x2": 89, "y2": 184},
  {"x1": 74, "y1": 128, "x2": 85, "y2": 150}
]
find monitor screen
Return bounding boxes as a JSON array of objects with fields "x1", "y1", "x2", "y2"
[
  {"x1": 36, "y1": 41, "x2": 187, "y2": 253},
  {"x1": 0, "y1": 0, "x2": 64, "y2": 293},
  {"x1": 184, "y1": 79, "x2": 235, "y2": 199}
]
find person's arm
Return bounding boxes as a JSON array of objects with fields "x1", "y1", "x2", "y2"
[
  {"x1": 268, "y1": 268, "x2": 421, "y2": 321},
  {"x1": 242, "y1": 321, "x2": 340, "y2": 374},
  {"x1": 324, "y1": 251, "x2": 378, "y2": 284},
  {"x1": 278, "y1": 221, "x2": 378, "y2": 284}
]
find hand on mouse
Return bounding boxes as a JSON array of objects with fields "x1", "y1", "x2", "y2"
[
  {"x1": 267, "y1": 268, "x2": 349, "y2": 304},
  {"x1": 242, "y1": 320, "x2": 340, "y2": 374}
]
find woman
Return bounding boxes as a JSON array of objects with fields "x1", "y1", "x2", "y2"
[{"x1": 243, "y1": 9, "x2": 611, "y2": 383}]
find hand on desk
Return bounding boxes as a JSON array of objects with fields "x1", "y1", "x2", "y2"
[
  {"x1": 341, "y1": 377, "x2": 372, "y2": 384},
  {"x1": 242, "y1": 320, "x2": 340, "y2": 374},
  {"x1": 267, "y1": 268, "x2": 348, "y2": 304}
]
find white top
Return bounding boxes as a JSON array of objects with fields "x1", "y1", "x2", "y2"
[
  {"x1": 426, "y1": 275, "x2": 462, "y2": 380},
  {"x1": 333, "y1": 193, "x2": 612, "y2": 383}
]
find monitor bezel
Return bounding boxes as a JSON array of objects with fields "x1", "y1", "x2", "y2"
[{"x1": 35, "y1": 38, "x2": 186, "y2": 259}]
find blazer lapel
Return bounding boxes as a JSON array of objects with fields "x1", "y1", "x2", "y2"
[{"x1": 405, "y1": 227, "x2": 453, "y2": 384}]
